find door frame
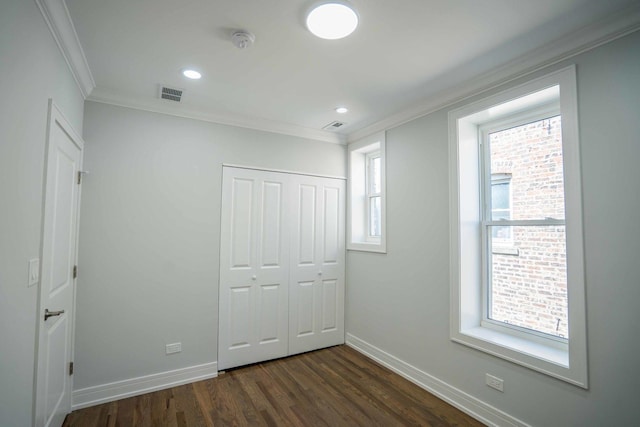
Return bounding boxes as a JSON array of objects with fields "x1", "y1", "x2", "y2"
[{"x1": 33, "y1": 99, "x2": 84, "y2": 427}]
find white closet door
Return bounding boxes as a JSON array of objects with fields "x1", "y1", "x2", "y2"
[
  {"x1": 218, "y1": 167, "x2": 290, "y2": 370},
  {"x1": 289, "y1": 175, "x2": 345, "y2": 355}
]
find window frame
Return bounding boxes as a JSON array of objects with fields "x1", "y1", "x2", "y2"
[
  {"x1": 448, "y1": 66, "x2": 588, "y2": 388},
  {"x1": 348, "y1": 132, "x2": 386, "y2": 253},
  {"x1": 479, "y1": 108, "x2": 569, "y2": 343}
]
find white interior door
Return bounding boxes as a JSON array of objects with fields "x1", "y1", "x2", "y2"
[
  {"x1": 218, "y1": 167, "x2": 290, "y2": 370},
  {"x1": 289, "y1": 175, "x2": 345, "y2": 355},
  {"x1": 34, "y1": 101, "x2": 83, "y2": 427}
]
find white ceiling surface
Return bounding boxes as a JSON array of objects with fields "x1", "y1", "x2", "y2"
[{"x1": 65, "y1": 0, "x2": 640, "y2": 143}]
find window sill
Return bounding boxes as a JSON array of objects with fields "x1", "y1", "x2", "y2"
[
  {"x1": 459, "y1": 326, "x2": 568, "y2": 367},
  {"x1": 451, "y1": 325, "x2": 588, "y2": 387},
  {"x1": 347, "y1": 241, "x2": 386, "y2": 253}
]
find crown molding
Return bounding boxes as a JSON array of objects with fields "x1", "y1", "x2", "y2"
[
  {"x1": 35, "y1": 0, "x2": 95, "y2": 98},
  {"x1": 36, "y1": 0, "x2": 638, "y2": 146},
  {"x1": 88, "y1": 87, "x2": 346, "y2": 145},
  {"x1": 347, "y1": 4, "x2": 640, "y2": 143},
  {"x1": 34, "y1": 0, "x2": 343, "y2": 143}
]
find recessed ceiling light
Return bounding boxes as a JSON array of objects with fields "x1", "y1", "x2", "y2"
[
  {"x1": 335, "y1": 107, "x2": 349, "y2": 114},
  {"x1": 182, "y1": 69, "x2": 202, "y2": 80},
  {"x1": 306, "y1": 2, "x2": 358, "y2": 40}
]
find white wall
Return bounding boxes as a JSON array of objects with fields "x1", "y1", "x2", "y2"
[
  {"x1": 346, "y1": 30, "x2": 640, "y2": 426},
  {"x1": 0, "y1": 1, "x2": 85, "y2": 426},
  {"x1": 74, "y1": 102, "x2": 345, "y2": 392}
]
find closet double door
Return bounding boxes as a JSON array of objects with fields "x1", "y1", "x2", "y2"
[{"x1": 219, "y1": 166, "x2": 345, "y2": 370}]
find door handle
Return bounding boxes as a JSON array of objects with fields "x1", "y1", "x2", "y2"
[{"x1": 44, "y1": 309, "x2": 65, "y2": 321}]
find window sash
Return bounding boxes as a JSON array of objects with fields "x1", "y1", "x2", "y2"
[
  {"x1": 365, "y1": 151, "x2": 381, "y2": 239},
  {"x1": 479, "y1": 111, "x2": 567, "y2": 343}
]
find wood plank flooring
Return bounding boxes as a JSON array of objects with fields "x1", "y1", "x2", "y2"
[{"x1": 63, "y1": 345, "x2": 485, "y2": 427}]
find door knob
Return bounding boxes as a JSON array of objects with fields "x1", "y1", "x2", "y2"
[
  {"x1": 252, "y1": 275, "x2": 257, "y2": 280},
  {"x1": 44, "y1": 309, "x2": 65, "y2": 321}
]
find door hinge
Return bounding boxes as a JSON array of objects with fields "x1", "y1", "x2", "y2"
[
  {"x1": 73, "y1": 265, "x2": 77, "y2": 279},
  {"x1": 69, "y1": 362, "x2": 74, "y2": 376},
  {"x1": 77, "y1": 171, "x2": 82, "y2": 184}
]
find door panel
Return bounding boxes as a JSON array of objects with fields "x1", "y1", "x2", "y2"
[
  {"x1": 228, "y1": 286, "x2": 251, "y2": 349},
  {"x1": 321, "y1": 279, "x2": 338, "y2": 331},
  {"x1": 295, "y1": 281, "x2": 315, "y2": 336},
  {"x1": 35, "y1": 102, "x2": 83, "y2": 427},
  {"x1": 219, "y1": 168, "x2": 289, "y2": 370},
  {"x1": 323, "y1": 187, "x2": 340, "y2": 264},
  {"x1": 230, "y1": 178, "x2": 253, "y2": 269},
  {"x1": 297, "y1": 185, "x2": 316, "y2": 265},
  {"x1": 258, "y1": 284, "x2": 282, "y2": 343},
  {"x1": 45, "y1": 318, "x2": 69, "y2": 418},
  {"x1": 260, "y1": 182, "x2": 282, "y2": 267},
  {"x1": 289, "y1": 176, "x2": 345, "y2": 355}
]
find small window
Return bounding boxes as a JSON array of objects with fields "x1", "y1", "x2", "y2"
[
  {"x1": 366, "y1": 151, "x2": 382, "y2": 239},
  {"x1": 348, "y1": 133, "x2": 386, "y2": 252},
  {"x1": 449, "y1": 66, "x2": 587, "y2": 387}
]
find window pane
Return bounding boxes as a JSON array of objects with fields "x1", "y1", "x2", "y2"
[
  {"x1": 489, "y1": 116, "x2": 565, "y2": 220},
  {"x1": 492, "y1": 224, "x2": 511, "y2": 239},
  {"x1": 489, "y1": 225, "x2": 568, "y2": 338},
  {"x1": 491, "y1": 182, "x2": 510, "y2": 210},
  {"x1": 369, "y1": 196, "x2": 381, "y2": 237},
  {"x1": 370, "y1": 156, "x2": 381, "y2": 194}
]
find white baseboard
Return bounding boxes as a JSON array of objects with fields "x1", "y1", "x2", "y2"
[
  {"x1": 71, "y1": 361, "x2": 218, "y2": 410},
  {"x1": 346, "y1": 334, "x2": 529, "y2": 427}
]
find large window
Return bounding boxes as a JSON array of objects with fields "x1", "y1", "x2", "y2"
[
  {"x1": 483, "y1": 114, "x2": 568, "y2": 339},
  {"x1": 449, "y1": 66, "x2": 587, "y2": 387},
  {"x1": 348, "y1": 132, "x2": 386, "y2": 252}
]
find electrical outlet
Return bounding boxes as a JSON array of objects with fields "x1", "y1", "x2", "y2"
[
  {"x1": 486, "y1": 374, "x2": 504, "y2": 392},
  {"x1": 166, "y1": 342, "x2": 182, "y2": 355}
]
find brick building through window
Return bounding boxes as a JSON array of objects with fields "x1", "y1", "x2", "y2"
[{"x1": 488, "y1": 115, "x2": 567, "y2": 338}]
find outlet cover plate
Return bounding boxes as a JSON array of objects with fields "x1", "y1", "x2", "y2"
[
  {"x1": 166, "y1": 342, "x2": 182, "y2": 355},
  {"x1": 486, "y1": 373, "x2": 504, "y2": 392}
]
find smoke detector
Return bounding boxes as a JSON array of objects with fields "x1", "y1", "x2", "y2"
[{"x1": 231, "y1": 31, "x2": 255, "y2": 49}]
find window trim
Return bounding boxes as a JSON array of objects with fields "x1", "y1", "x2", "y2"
[
  {"x1": 348, "y1": 132, "x2": 386, "y2": 253},
  {"x1": 448, "y1": 66, "x2": 588, "y2": 388}
]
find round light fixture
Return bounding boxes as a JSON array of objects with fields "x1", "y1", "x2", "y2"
[
  {"x1": 306, "y1": 2, "x2": 358, "y2": 40},
  {"x1": 335, "y1": 107, "x2": 349, "y2": 114},
  {"x1": 182, "y1": 69, "x2": 202, "y2": 80}
]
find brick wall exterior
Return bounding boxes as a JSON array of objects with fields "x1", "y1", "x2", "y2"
[{"x1": 488, "y1": 115, "x2": 568, "y2": 338}]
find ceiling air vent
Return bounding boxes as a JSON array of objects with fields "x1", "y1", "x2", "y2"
[
  {"x1": 159, "y1": 85, "x2": 183, "y2": 102},
  {"x1": 322, "y1": 121, "x2": 346, "y2": 131}
]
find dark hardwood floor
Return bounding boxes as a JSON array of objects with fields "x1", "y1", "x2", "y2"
[{"x1": 63, "y1": 345, "x2": 485, "y2": 426}]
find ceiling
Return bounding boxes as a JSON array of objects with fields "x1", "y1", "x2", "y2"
[{"x1": 60, "y1": 0, "x2": 640, "y2": 143}]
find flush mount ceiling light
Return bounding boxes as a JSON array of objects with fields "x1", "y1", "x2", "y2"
[
  {"x1": 182, "y1": 69, "x2": 202, "y2": 79},
  {"x1": 335, "y1": 106, "x2": 349, "y2": 114},
  {"x1": 306, "y1": 2, "x2": 358, "y2": 40}
]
